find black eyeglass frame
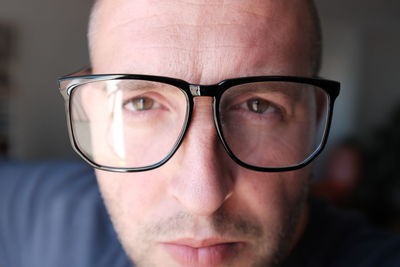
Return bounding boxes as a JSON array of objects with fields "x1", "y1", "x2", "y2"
[{"x1": 59, "y1": 72, "x2": 340, "y2": 173}]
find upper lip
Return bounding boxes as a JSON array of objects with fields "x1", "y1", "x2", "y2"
[{"x1": 163, "y1": 238, "x2": 241, "y2": 248}]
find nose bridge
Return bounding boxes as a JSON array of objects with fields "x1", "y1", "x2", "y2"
[
  {"x1": 167, "y1": 97, "x2": 235, "y2": 216},
  {"x1": 185, "y1": 83, "x2": 221, "y2": 147},
  {"x1": 186, "y1": 84, "x2": 221, "y2": 143}
]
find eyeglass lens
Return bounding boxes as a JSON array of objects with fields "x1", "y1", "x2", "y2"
[{"x1": 219, "y1": 81, "x2": 328, "y2": 168}]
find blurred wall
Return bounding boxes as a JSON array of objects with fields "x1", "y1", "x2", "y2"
[
  {"x1": 0, "y1": 0, "x2": 92, "y2": 160},
  {"x1": 316, "y1": 0, "x2": 400, "y2": 146},
  {"x1": 1, "y1": 0, "x2": 399, "y2": 160}
]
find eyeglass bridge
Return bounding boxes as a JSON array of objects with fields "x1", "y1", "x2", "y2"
[{"x1": 189, "y1": 85, "x2": 201, "y2": 96}]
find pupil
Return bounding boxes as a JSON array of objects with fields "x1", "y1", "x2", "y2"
[{"x1": 247, "y1": 99, "x2": 268, "y2": 113}]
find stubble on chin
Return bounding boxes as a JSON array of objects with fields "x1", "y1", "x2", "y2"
[{"x1": 110, "y1": 194, "x2": 307, "y2": 267}]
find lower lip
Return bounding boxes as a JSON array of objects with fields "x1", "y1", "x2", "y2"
[{"x1": 162, "y1": 242, "x2": 243, "y2": 266}]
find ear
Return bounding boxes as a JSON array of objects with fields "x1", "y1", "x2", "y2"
[
  {"x1": 80, "y1": 67, "x2": 92, "y2": 75},
  {"x1": 72, "y1": 66, "x2": 97, "y2": 120},
  {"x1": 63, "y1": 66, "x2": 92, "y2": 78}
]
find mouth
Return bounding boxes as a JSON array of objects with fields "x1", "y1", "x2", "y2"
[{"x1": 161, "y1": 238, "x2": 245, "y2": 266}]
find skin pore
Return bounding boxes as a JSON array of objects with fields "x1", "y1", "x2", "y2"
[{"x1": 89, "y1": 0, "x2": 319, "y2": 266}]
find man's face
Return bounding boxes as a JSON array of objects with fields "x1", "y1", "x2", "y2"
[{"x1": 90, "y1": 0, "x2": 316, "y2": 266}]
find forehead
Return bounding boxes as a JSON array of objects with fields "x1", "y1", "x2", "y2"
[{"x1": 90, "y1": 0, "x2": 314, "y2": 83}]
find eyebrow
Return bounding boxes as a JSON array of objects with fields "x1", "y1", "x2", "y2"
[
  {"x1": 229, "y1": 82, "x2": 307, "y2": 101},
  {"x1": 104, "y1": 80, "x2": 172, "y2": 96}
]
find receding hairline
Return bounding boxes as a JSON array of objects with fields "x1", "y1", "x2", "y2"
[{"x1": 87, "y1": 0, "x2": 322, "y2": 75}]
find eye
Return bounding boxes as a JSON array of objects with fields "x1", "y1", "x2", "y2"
[
  {"x1": 246, "y1": 98, "x2": 275, "y2": 114},
  {"x1": 124, "y1": 97, "x2": 159, "y2": 112}
]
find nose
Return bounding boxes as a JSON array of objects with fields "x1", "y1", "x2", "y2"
[{"x1": 167, "y1": 97, "x2": 235, "y2": 216}]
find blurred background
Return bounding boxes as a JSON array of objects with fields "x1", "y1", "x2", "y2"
[{"x1": 0, "y1": 0, "x2": 399, "y2": 228}]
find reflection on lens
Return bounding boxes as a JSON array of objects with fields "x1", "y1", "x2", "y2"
[
  {"x1": 219, "y1": 81, "x2": 329, "y2": 168},
  {"x1": 70, "y1": 79, "x2": 188, "y2": 169}
]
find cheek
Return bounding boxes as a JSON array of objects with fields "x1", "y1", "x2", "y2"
[
  {"x1": 233, "y1": 167, "x2": 310, "y2": 226},
  {"x1": 95, "y1": 170, "x2": 168, "y2": 228}
]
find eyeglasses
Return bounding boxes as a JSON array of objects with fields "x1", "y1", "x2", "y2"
[{"x1": 59, "y1": 70, "x2": 340, "y2": 173}]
